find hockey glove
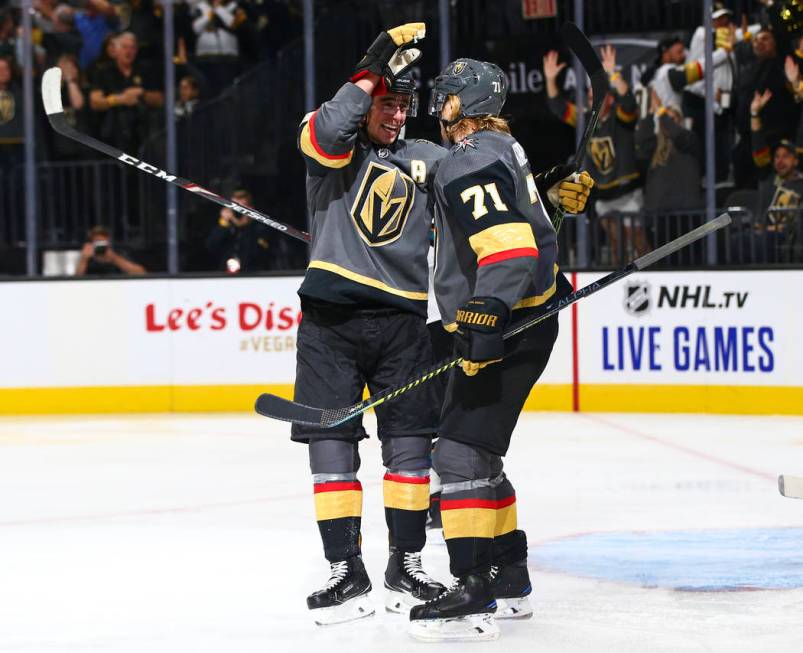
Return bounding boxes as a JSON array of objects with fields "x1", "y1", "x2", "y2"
[
  {"x1": 454, "y1": 296, "x2": 509, "y2": 377},
  {"x1": 551, "y1": 170, "x2": 594, "y2": 213},
  {"x1": 352, "y1": 23, "x2": 425, "y2": 85}
]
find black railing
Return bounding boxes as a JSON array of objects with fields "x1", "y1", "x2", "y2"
[
  {"x1": 1, "y1": 160, "x2": 133, "y2": 249},
  {"x1": 560, "y1": 207, "x2": 803, "y2": 269}
]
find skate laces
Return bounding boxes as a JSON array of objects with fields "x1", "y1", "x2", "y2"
[
  {"x1": 324, "y1": 560, "x2": 349, "y2": 590},
  {"x1": 402, "y1": 552, "x2": 435, "y2": 585}
]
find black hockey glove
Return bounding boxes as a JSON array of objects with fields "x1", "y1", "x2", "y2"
[
  {"x1": 454, "y1": 296, "x2": 509, "y2": 377},
  {"x1": 352, "y1": 22, "x2": 425, "y2": 85}
]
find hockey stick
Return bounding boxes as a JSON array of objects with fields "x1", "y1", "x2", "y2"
[
  {"x1": 255, "y1": 213, "x2": 732, "y2": 428},
  {"x1": 778, "y1": 475, "x2": 803, "y2": 500},
  {"x1": 40, "y1": 67, "x2": 311, "y2": 243},
  {"x1": 551, "y1": 22, "x2": 609, "y2": 233}
]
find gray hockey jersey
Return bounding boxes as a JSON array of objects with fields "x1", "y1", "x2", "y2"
[
  {"x1": 297, "y1": 82, "x2": 447, "y2": 316},
  {"x1": 433, "y1": 129, "x2": 559, "y2": 330},
  {"x1": 548, "y1": 91, "x2": 641, "y2": 200}
]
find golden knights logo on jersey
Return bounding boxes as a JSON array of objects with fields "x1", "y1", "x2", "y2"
[
  {"x1": 589, "y1": 136, "x2": 615, "y2": 175},
  {"x1": 0, "y1": 91, "x2": 15, "y2": 125},
  {"x1": 768, "y1": 185, "x2": 801, "y2": 227},
  {"x1": 350, "y1": 161, "x2": 415, "y2": 246}
]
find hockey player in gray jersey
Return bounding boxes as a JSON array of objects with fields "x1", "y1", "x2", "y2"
[
  {"x1": 292, "y1": 23, "x2": 448, "y2": 625},
  {"x1": 408, "y1": 59, "x2": 592, "y2": 642}
]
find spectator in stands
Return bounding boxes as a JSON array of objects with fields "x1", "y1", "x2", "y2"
[
  {"x1": 646, "y1": 32, "x2": 732, "y2": 111},
  {"x1": 737, "y1": 138, "x2": 803, "y2": 263},
  {"x1": 191, "y1": 0, "x2": 247, "y2": 96},
  {"x1": 40, "y1": 4, "x2": 84, "y2": 66},
  {"x1": 175, "y1": 75, "x2": 200, "y2": 118},
  {"x1": 74, "y1": 0, "x2": 119, "y2": 71},
  {"x1": 732, "y1": 25, "x2": 799, "y2": 188},
  {"x1": 684, "y1": 3, "x2": 756, "y2": 181},
  {"x1": 87, "y1": 31, "x2": 117, "y2": 84},
  {"x1": 89, "y1": 31, "x2": 164, "y2": 154},
  {"x1": 0, "y1": 57, "x2": 23, "y2": 174},
  {"x1": 0, "y1": 8, "x2": 20, "y2": 64},
  {"x1": 636, "y1": 89, "x2": 703, "y2": 215},
  {"x1": 544, "y1": 45, "x2": 643, "y2": 265},
  {"x1": 206, "y1": 188, "x2": 271, "y2": 273},
  {"x1": 75, "y1": 225, "x2": 147, "y2": 275},
  {"x1": 127, "y1": 0, "x2": 165, "y2": 64},
  {"x1": 48, "y1": 53, "x2": 89, "y2": 160},
  {"x1": 782, "y1": 41, "x2": 803, "y2": 155}
]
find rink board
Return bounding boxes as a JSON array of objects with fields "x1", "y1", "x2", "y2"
[{"x1": 0, "y1": 271, "x2": 800, "y2": 415}]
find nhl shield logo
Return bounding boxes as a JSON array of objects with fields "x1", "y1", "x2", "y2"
[
  {"x1": 624, "y1": 281, "x2": 650, "y2": 316},
  {"x1": 350, "y1": 161, "x2": 415, "y2": 246}
]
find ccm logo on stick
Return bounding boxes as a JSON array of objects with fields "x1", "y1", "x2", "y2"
[{"x1": 117, "y1": 154, "x2": 177, "y2": 182}]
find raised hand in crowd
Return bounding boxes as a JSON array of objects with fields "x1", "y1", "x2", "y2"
[
  {"x1": 601, "y1": 44, "x2": 628, "y2": 95},
  {"x1": 784, "y1": 55, "x2": 801, "y2": 93},
  {"x1": 58, "y1": 54, "x2": 78, "y2": 83},
  {"x1": 542, "y1": 50, "x2": 566, "y2": 98},
  {"x1": 750, "y1": 88, "x2": 773, "y2": 118},
  {"x1": 715, "y1": 24, "x2": 736, "y2": 52}
]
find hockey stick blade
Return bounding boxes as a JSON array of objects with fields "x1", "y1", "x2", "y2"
[
  {"x1": 552, "y1": 23, "x2": 609, "y2": 231},
  {"x1": 255, "y1": 214, "x2": 732, "y2": 429},
  {"x1": 778, "y1": 475, "x2": 803, "y2": 500},
  {"x1": 41, "y1": 67, "x2": 310, "y2": 243},
  {"x1": 254, "y1": 394, "x2": 327, "y2": 426}
]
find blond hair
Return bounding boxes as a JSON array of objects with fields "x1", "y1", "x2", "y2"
[{"x1": 442, "y1": 95, "x2": 510, "y2": 142}]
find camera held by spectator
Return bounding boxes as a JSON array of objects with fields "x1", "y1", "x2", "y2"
[{"x1": 75, "y1": 225, "x2": 146, "y2": 276}]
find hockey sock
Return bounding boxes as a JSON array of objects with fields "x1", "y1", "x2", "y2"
[
  {"x1": 313, "y1": 477, "x2": 363, "y2": 562},
  {"x1": 490, "y1": 477, "x2": 527, "y2": 567},
  {"x1": 440, "y1": 486, "x2": 496, "y2": 577},
  {"x1": 383, "y1": 469, "x2": 430, "y2": 551}
]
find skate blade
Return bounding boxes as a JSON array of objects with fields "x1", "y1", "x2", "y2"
[
  {"x1": 409, "y1": 613, "x2": 500, "y2": 642},
  {"x1": 495, "y1": 596, "x2": 533, "y2": 619},
  {"x1": 311, "y1": 595, "x2": 375, "y2": 626},
  {"x1": 384, "y1": 589, "x2": 423, "y2": 614}
]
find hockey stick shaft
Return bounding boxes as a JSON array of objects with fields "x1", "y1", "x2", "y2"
[
  {"x1": 551, "y1": 23, "x2": 608, "y2": 232},
  {"x1": 41, "y1": 67, "x2": 311, "y2": 244},
  {"x1": 503, "y1": 213, "x2": 730, "y2": 339},
  {"x1": 256, "y1": 214, "x2": 732, "y2": 428}
]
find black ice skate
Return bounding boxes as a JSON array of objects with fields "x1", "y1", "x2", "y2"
[
  {"x1": 408, "y1": 573, "x2": 500, "y2": 642},
  {"x1": 384, "y1": 549, "x2": 446, "y2": 613},
  {"x1": 306, "y1": 556, "x2": 374, "y2": 625},
  {"x1": 489, "y1": 559, "x2": 533, "y2": 619}
]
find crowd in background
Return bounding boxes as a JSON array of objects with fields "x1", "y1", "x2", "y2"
[
  {"x1": 0, "y1": 0, "x2": 301, "y2": 161},
  {"x1": 0, "y1": 0, "x2": 302, "y2": 274},
  {"x1": 1, "y1": 0, "x2": 802, "y2": 274},
  {"x1": 544, "y1": 1, "x2": 803, "y2": 264}
]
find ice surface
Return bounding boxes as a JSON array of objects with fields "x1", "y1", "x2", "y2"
[{"x1": 0, "y1": 412, "x2": 801, "y2": 652}]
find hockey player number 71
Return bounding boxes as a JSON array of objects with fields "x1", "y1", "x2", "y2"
[{"x1": 460, "y1": 183, "x2": 509, "y2": 219}]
